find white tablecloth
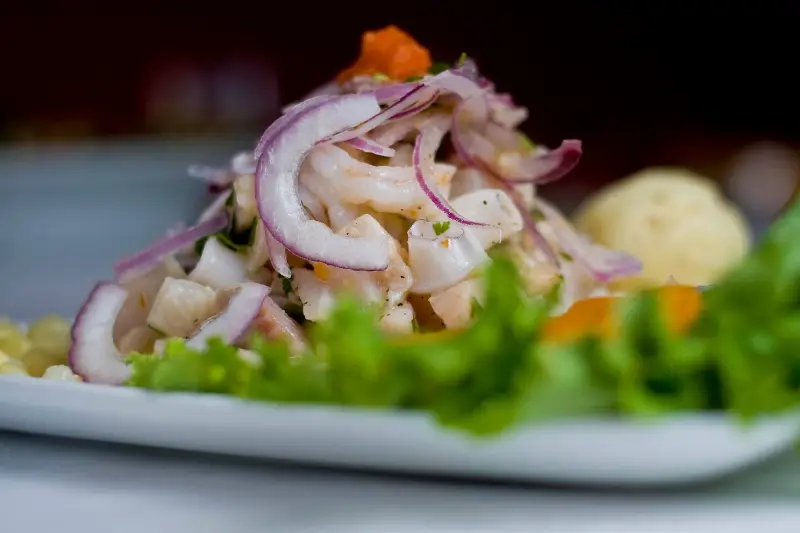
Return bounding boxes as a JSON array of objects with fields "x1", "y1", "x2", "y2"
[{"x1": 1, "y1": 431, "x2": 799, "y2": 533}]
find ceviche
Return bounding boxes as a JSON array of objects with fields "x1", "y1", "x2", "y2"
[{"x1": 4, "y1": 26, "x2": 800, "y2": 436}]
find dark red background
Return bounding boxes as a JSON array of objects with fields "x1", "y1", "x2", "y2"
[{"x1": 2, "y1": 3, "x2": 799, "y2": 187}]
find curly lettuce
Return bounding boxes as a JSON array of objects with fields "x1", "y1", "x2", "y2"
[{"x1": 128, "y1": 198, "x2": 800, "y2": 436}]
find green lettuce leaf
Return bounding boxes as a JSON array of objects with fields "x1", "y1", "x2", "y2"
[{"x1": 128, "y1": 198, "x2": 800, "y2": 436}]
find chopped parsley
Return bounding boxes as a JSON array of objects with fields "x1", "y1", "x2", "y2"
[
  {"x1": 432, "y1": 221, "x2": 451, "y2": 236},
  {"x1": 429, "y1": 61, "x2": 451, "y2": 75}
]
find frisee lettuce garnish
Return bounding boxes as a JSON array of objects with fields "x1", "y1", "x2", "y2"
[{"x1": 128, "y1": 198, "x2": 800, "y2": 436}]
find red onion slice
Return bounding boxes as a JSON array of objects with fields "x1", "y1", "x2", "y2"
[
  {"x1": 323, "y1": 85, "x2": 438, "y2": 144},
  {"x1": 451, "y1": 99, "x2": 582, "y2": 185},
  {"x1": 265, "y1": 229, "x2": 291, "y2": 278},
  {"x1": 69, "y1": 282, "x2": 131, "y2": 385},
  {"x1": 255, "y1": 94, "x2": 390, "y2": 271},
  {"x1": 255, "y1": 95, "x2": 338, "y2": 159},
  {"x1": 197, "y1": 190, "x2": 231, "y2": 224},
  {"x1": 113, "y1": 212, "x2": 228, "y2": 280},
  {"x1": 185, "y1": 282, "x2": 270, "y2": 350},
  {"x1": 282, "y1": 81, "x2": 342, "y2": 114},
  {"x1": 535, "y1": 198, "x2": 642, "y2": 283},
  {"x1": 343, "y1": 136, "x2": 396, "y2": 157},
  {"x1": 413, "y1": 117, "x2": 488, "y2": 227},
  {"x1": 372, "y1": 82, "x2": 421, "y2": 103},
  {"x1": 187, "y1": 164, "x2": 235, "y2": 187},
  {"x1": 505, "y1": 140, "x2": 583, "y2": 184}
]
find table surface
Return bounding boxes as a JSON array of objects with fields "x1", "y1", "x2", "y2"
[{"x1": 1, "y1": 430, "x2": 800, "y2": 533}]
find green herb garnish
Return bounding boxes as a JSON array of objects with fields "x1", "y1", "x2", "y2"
[
  {"x1": 432, "y1": 221, "x2": 451, "y2": 236},
  {"x1": 429, "y1": 62, "x2": 451, "y2": 75}
]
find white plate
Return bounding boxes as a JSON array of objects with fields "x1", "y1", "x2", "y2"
[{"x1": 1, "y1": 376, "x2": 798, "y2": 487}]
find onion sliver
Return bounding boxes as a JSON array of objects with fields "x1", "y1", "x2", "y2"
[
  {"x1": 265, "y1": 229, "x2": 291, "y2": 278},
  {"x1": 343, "y1": 136, "x2": 396, "y2": 157},
  {"x1": 535, "y1": 198, "x2": 642, "y2": 282},
  {"x1": 114, "y1": 212, "x2": 228, "y2": 281},
  {"x1": 255, "y1": 94, "x2": 390, "y2": 271},
  {"x1": 69, "y1": 283, "x2": 130, "y2": 385},
  {"x1": 185, "y1": 282, "x2": 271, "y2": 350},
  {"x1": 413, "y1": 117, "x2": 488, "y2": 227}
]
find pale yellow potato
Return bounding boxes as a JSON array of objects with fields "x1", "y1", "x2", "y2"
[{"x1": 573, "y1": 167, "x2": 751, "y2": 291}]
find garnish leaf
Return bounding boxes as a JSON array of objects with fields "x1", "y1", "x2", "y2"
[
  {"x1": 432, "y1": 221, "x2": 451, "y2": 236},
  {"x1": 129, "y1": 197, "x2": 800, "y2": 437}
]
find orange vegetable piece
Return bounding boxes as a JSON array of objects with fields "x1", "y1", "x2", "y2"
[
  {"x1": 337, "y1": 25, "x2": 432, "y2": 83},
  {"x1": 541, "y1": 285, "x2": 702, "y2": 343}
]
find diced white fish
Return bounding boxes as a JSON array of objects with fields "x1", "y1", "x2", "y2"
[
  {"x1": 189, "y1": 237, "x2": 248, "y2": 290},
  {"x1": 388, "y1": 143, "x2": 413, "y2": 166},
  {"x1": 147, "y1": 278, "x2": 221, "y2": 338},
  {"x1": 291, "y1": 215, "x2": 413, "y2": 321},
  {"x1": 117, "y1": 324, "x2": 161, "y2": 354},
  {"x1": 442, "y1": 188, "x2": 523, "y2": 249},
  {"x1": 380, "y1": 303, "x2": 415, "y2": 334},
  {"x1": 232, "y1": 174, "x2": 257, "y2": 232},
  {"x1": 407, "y1": 220, "x2": 488, "y2": 294},
  {"x1": 248, "y1": 297, "x2": 307, "y2": 354},
  {"x1": 114, "y1": 257, "x2": 186, "y2": 343},
  {"x1": 292, "y1": 268, "x2": 337, "y2": 322},
  {"x1": 505, "y1": 241, "x2": 564, "y2": 298},
  {"x1": 306, "y1": 145, "x2": 457, "y2": 220},
  {"x1": 247, "y1": 222, "x2": 271, "y2": 272},
  {"x1": 429, "y1": 278, "x2": 484, "y2": 330},
  {"x1": 449, "y1": 167, "x2": 536, "y2": 210}
]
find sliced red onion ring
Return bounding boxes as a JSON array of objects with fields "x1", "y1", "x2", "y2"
[
  {"x1": 452, "y1": 98, "x2": 582, "y2": 185},
  {"x1": 265, "y1": 229, "x2": 291, "y2": 278},
  {"x1": 197, "y1": 190, "x2": 231, "y2": 224},
  {"x1": 407, "y1": 220, "x2": 489, "y2": 294},
  {"x1": 187, "y1": 165, "x2": 235, "y2": 187},
  {"x1": 505, "y1": 140, "x2": 583, "y2": 184},
  {"x1": 69, "y1": 282, "x2": 131, "y2": 385},
  {"x1": 185, "y1": 282, "x2": 270, "y2": 350},
  {"x1": 255, "y1": 95, "x2": 338, "y2": 159},
  {"x1": 343, "y1": 136, "x2": 396, "y2": 157},
  {"x1": 389, "y1": 90, "x2": 441, "y2": 120},
  {"x1": 413, "y1": 116, "x2": 488, "y2": 227},
  {"x1": 535, "y1": 198, "x2": 642, "y2": 283},
  {"x1": 323, "y1": 85, "x2": 438, "y2": 144},
  {"x1": 370, "y1": 115, "x2": 420, "y2": 147},
  {"x1": 113, "y1": 212, "x2": 228, "y2": 280},
  {"x1": 488, "y1": 95, "x2": 529, "y2": 129},
  {"x1": 255, "y1": 94, "x2": 390, "y2": 271},
  {"x1": 281, "y1": 81, "x2": 342, "y2": 114},
  {"x1": 372, "y1": 82, "x2": 421, "y2": 103}
]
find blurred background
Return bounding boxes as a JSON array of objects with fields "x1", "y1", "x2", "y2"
[
  {"x1": 3, "y1": 7, "x2": 800, "y2": 196},
  {"x1": 2, "y1": 6, "x2": 799, "y2": 317}
]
